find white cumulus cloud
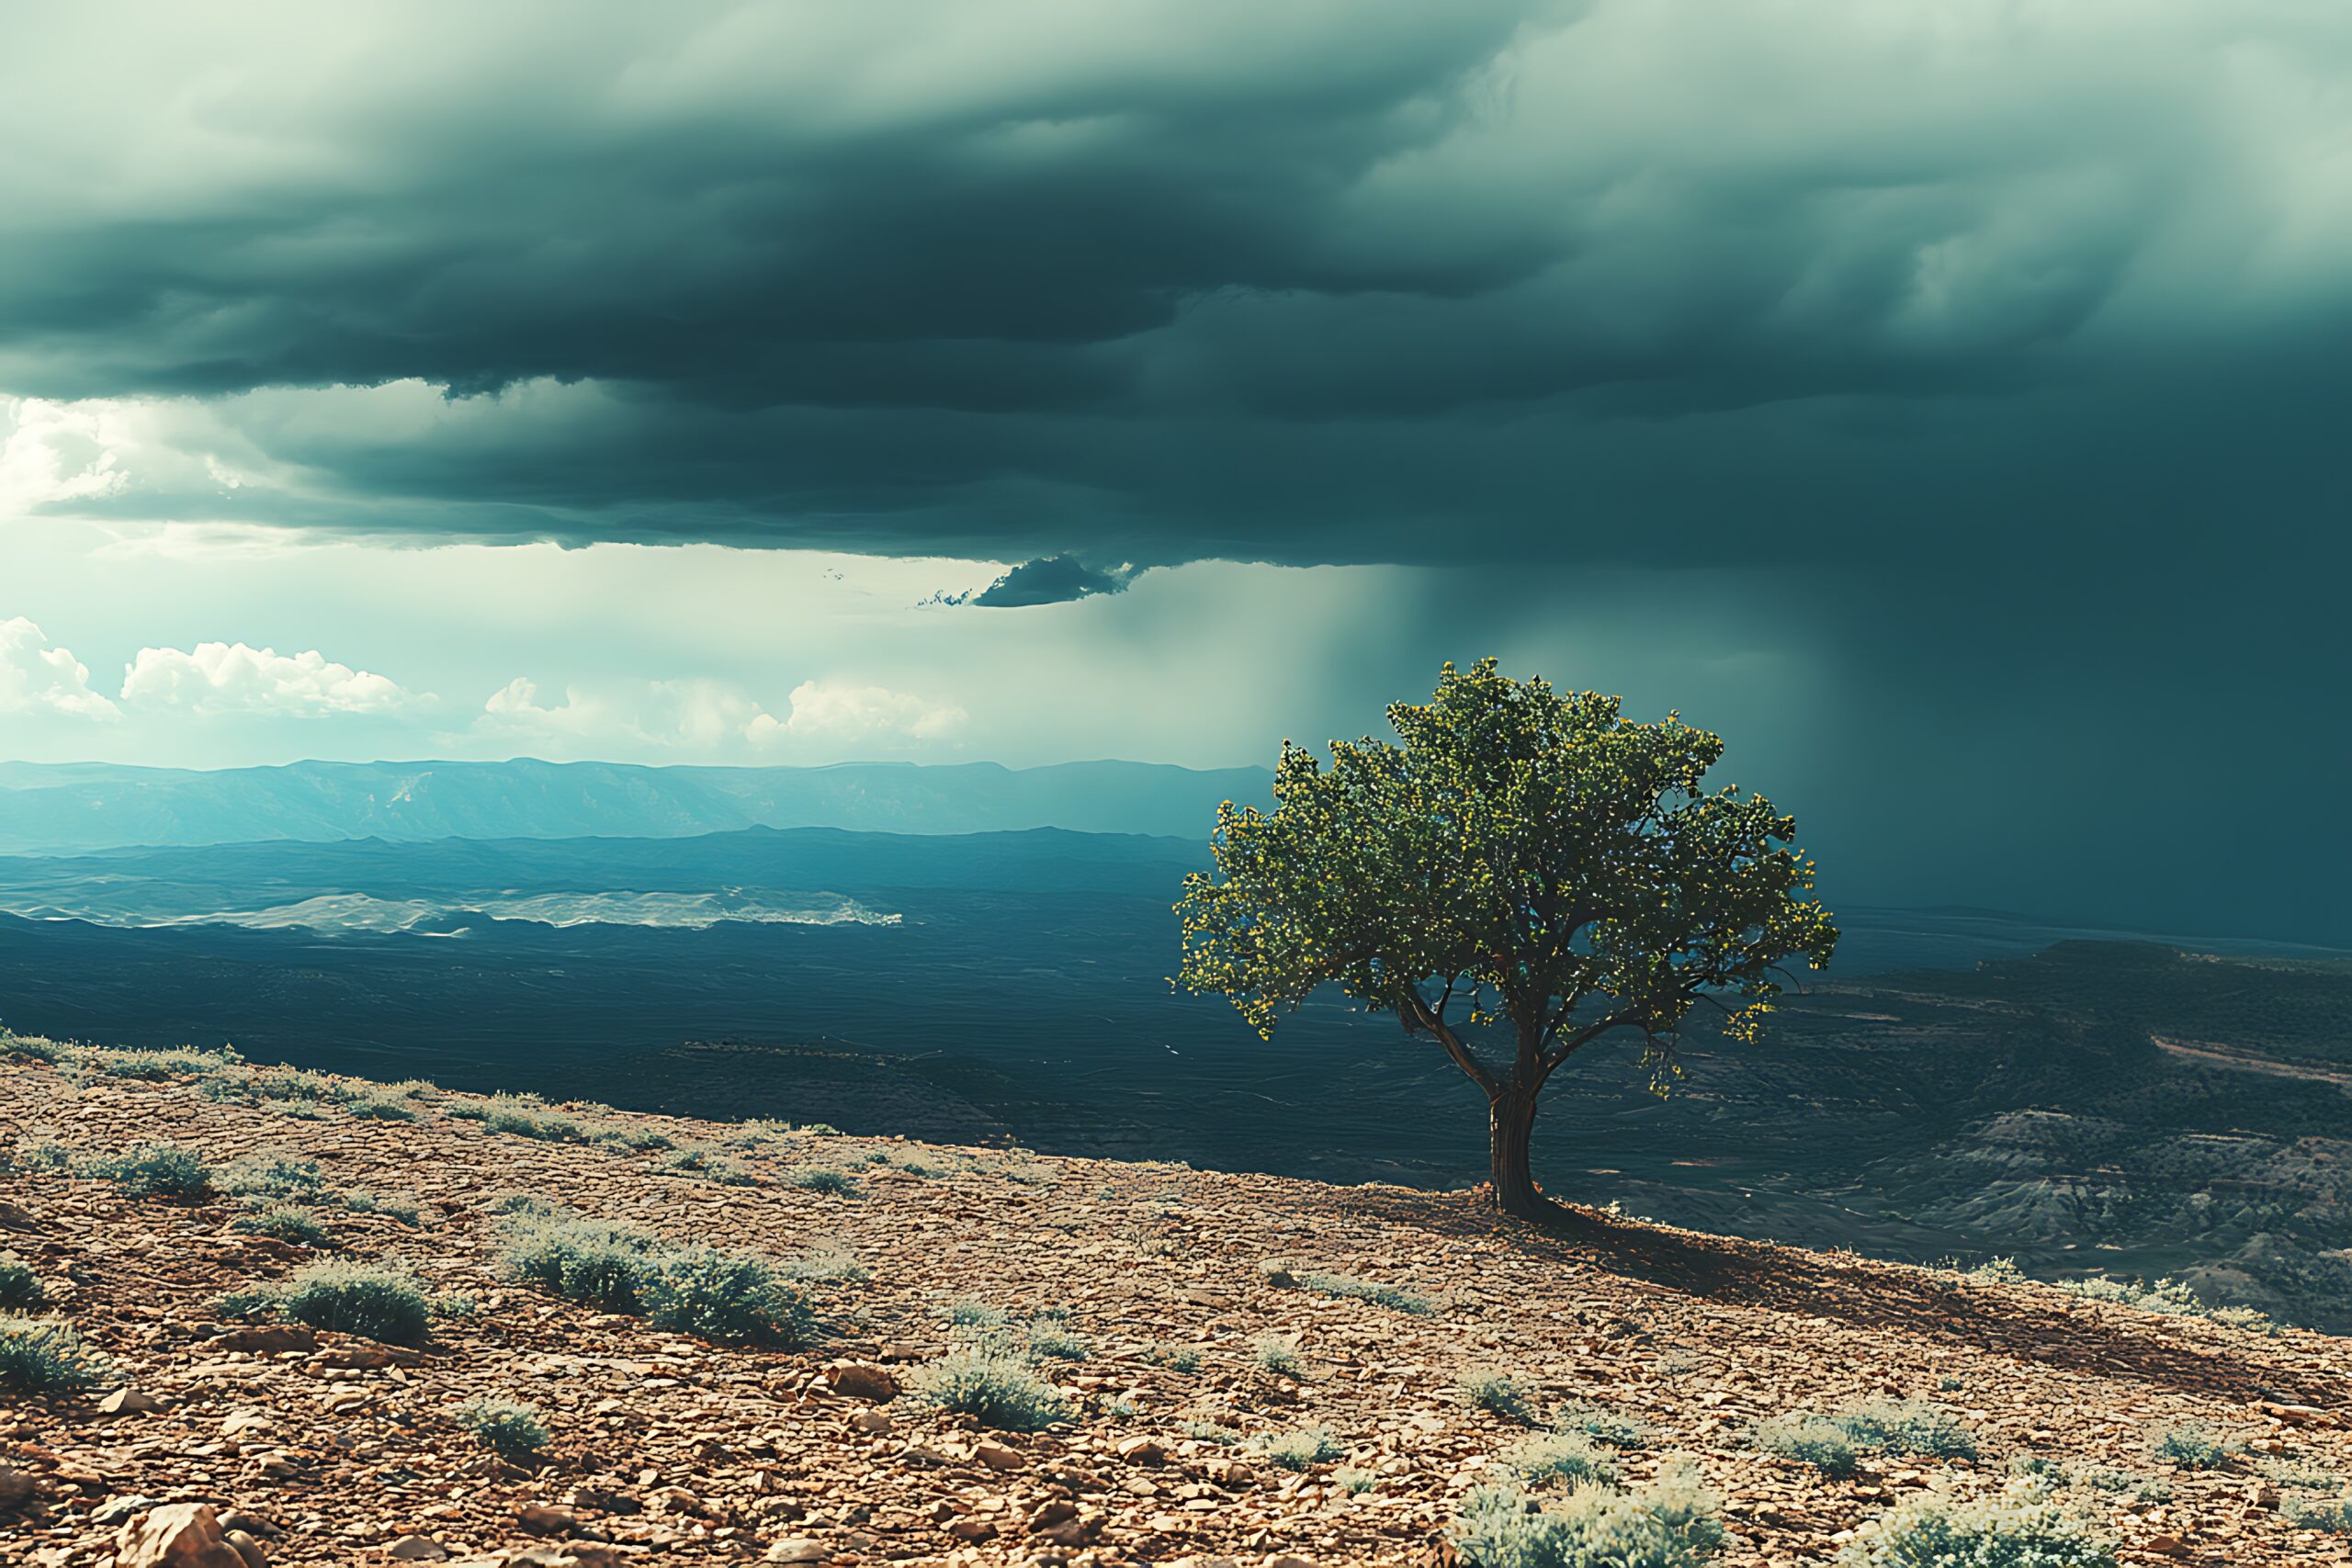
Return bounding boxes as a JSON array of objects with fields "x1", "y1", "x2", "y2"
[
  {"x1": 0, "y1": 398, "x2": 130, "y2": 519},
  {"x1": 771, "y1": 679, "x2": 967, "y2": 743},
  {"x1": 120, "y1": 642, "x2": 414, "y2": 716},
  {"x1": 0, "y1": 616, "x2": 119, "y2": 719},
  {"x1": 478, "y1": 677, "x2": 771, "y2": 751}
]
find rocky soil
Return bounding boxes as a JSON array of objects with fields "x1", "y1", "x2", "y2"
[{"x1": 3, "y1": 1053, "x2": 2349, "y2": 1567}]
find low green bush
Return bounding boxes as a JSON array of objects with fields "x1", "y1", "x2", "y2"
[
  {"x1": 910, "y1": 1347, "x2": 1070, "y2": 1431},
  {"x1": 216, "y1": 1153, "x2": 328, "y2": 1198},
  {"x1": 1295, "y1": 1270, "x2": 1433, "y2": 1314},
  {"x1": 1461, "y1": 1370, "x2": 1538, "y2": 1424},
  {"x1": 502, "y1": 1214, "x2": 662, "y2": 1312},
  {"x1": 1833, "y1": 1398, "x2": 1979, "y2": 1461},
  {"x1": 787, "y1": 1167, "x2": 861, "y2": 1197},
  {"x1": 642, "y1": 1247, "x2": 815, "y2": 1347},
  {"x1": 777, "y1": 1246, "x2": 869, "y2": 1283},
  {"x1": 0, "y1": 1259, "x2": 45, "y2": 1311},
  {"x1": 1261, "y1": 1423, "x2": 1346, "y2": 1472},
  {"x1": 2150, "y1": 1420, "x2": 2236, "y2": 1471},
  {"x1": 1753, "y1": 1414, "x2": 1857, "y2": 1477},
  {"x1": 278, "y1": 1261, "x2": 432, "y2": 1346},
  {"x1": 1559, "y1": 1398, "x2": 1647, "y2": 1450},
  {"x1": 1504, "y1": 1429, "x2": 1621, "y2": 1488},
  {"x1": 455, "y1": 1396, "x2": 549, "y2": 1461},
  {"x1": 0, "y1": 1315, "x2": 114, "y2": 1393},
  {"x1": 93, "y1": 1143, "x2": 213, "y2": 1199},
  {"x1": 1451, "y1": 1463, "x2": 1722, "y2": 1568},
  {"x1": 1835, "y1": 1480, "x2": 2117, "y2": 1567},
  {"x1": 1254, "y1": 1333, "x2": 1302, "y2": 1376},
  {"x1": 2283, "y1": 1495, "x2": 2352, "y2": 1535},
  {"x1": 1028, "y1": 1323, "x2": 1090, "y2": 1360}
]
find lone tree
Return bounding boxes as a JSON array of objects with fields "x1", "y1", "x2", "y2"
[{"x1": 1176, "y1": 660, "x2": 1837, "y2": 1220}]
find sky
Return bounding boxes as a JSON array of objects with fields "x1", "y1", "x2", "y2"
[{"x1": 1, "y1": 2, "x2": 2346, "y2": 941}]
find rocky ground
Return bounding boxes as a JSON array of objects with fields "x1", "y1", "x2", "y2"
[{"x1": 3, "y1": 1046, "x2": 2350, "y2": 1568}]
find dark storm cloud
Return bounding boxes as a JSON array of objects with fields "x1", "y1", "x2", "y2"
[
  {"x1": 5, "y1": 1, "x2": 2348, "y2": 575},
  {"x1": 946, "y1": 557, "x2": 1139, "y2": 608}
]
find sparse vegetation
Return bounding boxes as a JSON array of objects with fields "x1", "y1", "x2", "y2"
[
  {"x1": 1832, "y1": 1397, "x2": 1979, "y2": 1461},
  {"x1": 92, "y1": 1142, "x2": 213, "y2": 1199},
  {"x1": 1295, "y1": 1270, "x2": 1432, "y2": 1314},
  {"x1": 1179, "y1": 1418, "x2": 1242, "y2": 1445},
  {"x1": 1752, "y1": 1414, "x2": 1858, "y2": 1477},
  {"x1": 1504, "y1": 1429, "x2": 1621, "y2": 1488},
  {"x1": 1253, "y1": 1333, "x2": 1302, "y2": 1376},
  {"x1": 1461, "y1": 1370, "x2": 1538, "y2": 1423},
  {"x1": 788, "y1": 1167, "x2": 861, "y2": 1197},
  {"x1": 777, "y1": 1246, "x2": 869, "y2": 1283},
  {"x1": 2282, "y1": 1495, "x2": 2352, "y2": 1535},
  {"x1": 657, "y1": 1145, "x2": 756, "y2": 1185},
  {"x1": 909, "y1": 1347, "x2": 1070, "y2": 1432},
  {"x1": 279, "y1": 1261, "x2": 433, "y2": 1346},
  {"x1": 2150, "y1": 1420, "x2": 2236, "y2": 1471},
  {"x1": 1027, "y1": 1322, "x2": 1090, "y2": 1360},
  {"x1": 502, "y1": 1213, "x2": 663, "y2": 1312},
  {"x1": 454, "y1": 1396, "x2": 549, "y2": 1461},
  {"x1": 0, "y1": 1259, "x2": 46, "y2": 1311},
  {"x1": 640, "y1": 1247, "x2": 815, "y2": 1347},
  {"x1": 483, "y1": 1098, "x2": 584, "y2": 1142},
  {"x1": 0, "y1": 1315, "x2": 114, "y2": 1393},
  {"x1": 1451, "y1": 1462, "x2": 1723, "y2": 1568},
  {"x1": 1260, "y1": 1423, "x2": 1345, "y2": 1471},
  {"x1": 1558, "y1": 1398, "x2": 1647, "y2": 1450},
  {"x1": 1835, "y1": 1479, "x2": 2117, "y2": 1567}
]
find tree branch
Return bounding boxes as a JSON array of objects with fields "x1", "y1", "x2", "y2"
[{"x1": 1401, "y1": 985, "x2": 1499, "y2": 1097}]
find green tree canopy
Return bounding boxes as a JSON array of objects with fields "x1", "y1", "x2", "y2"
[{"x1": 1176, "y1": 659, "x2": 1837, "y2": 1217}]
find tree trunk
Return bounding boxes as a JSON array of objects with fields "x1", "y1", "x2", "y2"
[{"x1": 1487, "y1": 1086, "x2": 1547, "y2": 1219}]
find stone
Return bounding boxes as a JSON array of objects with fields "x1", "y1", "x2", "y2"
[
  {"x1": 944, "y1": 1517, "x2": 997, "y2": 1541},
  {"x1": 1115, "y1": 1436, "x2": 1166, "y2": 1465},
  {"x1": 385, "y1": 1540, "x2": 450, "y2": 1562},
  {"x1": 0, "y1": 1467, "x2": 36, "y2": 1507},
  {"x1": 822, "y1": 1361, "x2": 899, "y2": 1402},
  {"x1": 98, "y1": 1387, "x2": 167, "y2": 1415},
  {"x1": 518, "y1": 1503, "x2": 579, "y2": 1536},
  {"x1": 974, "y1": 1438, "x2": 1026, "y2": 1471},
  {"x1": 763, "y1": 1540, "x2": 828, "y2": 1563},
  {"x1": 1258, "y1": 1261, "x2": 1298, "y2": 1289},
  {"x1": 95, "y1": 1494, "x2": 163, "y2": 1525},
  {"x1": 849, "y1": 1408, "x2": 893, "y2": 1435},
  {"x1": 223, "y1": 1531, "x2": 268, "y2": 1568},
  {"x1": 115, "y1": 1503, "x2": 249, "y2": 1568}
]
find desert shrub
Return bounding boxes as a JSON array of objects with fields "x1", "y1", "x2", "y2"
[
  {"x1": 1450, "y1": 1467, "x2": 1723, "y2": 1568},
  {"x1": 2058, "y1": 1273, "x2": 2277, "y2": 1335},
  {"x1": 1462, "y1": 1371, "x2": 1538, "y2": 1423},
  {"x1": 642, "y1": 1247, "x2": 815, "y2": 1347},
  {"x1": 1295, "y1": 1270, "x2": 1432, "y2": 1314},
  {"x1": 1559, "y1": 1398, "x2": 1647, "y2": 1449},
  {"x1": 1148, "y1": 1343, "x2": 1203, "y2": 1373},
  {"x1": 910, "y1": 1347, "x2": 1070, "y2": 1431},
  {"x1": 92, "y1": 1045, "x2": 240, "y2": 1081},
  {"x1": 2150, "y1": 1421, "x2": 2235, "y2": 1470},
  {"x1": 216, "y1": 1153, "x2": 328, "y2": 1198},
  {"x1": 15, "y1": 1139, "x2": 75, "y2": 1173},
  {"x1": 2258, "y1": 1455, "x2": 2345, "y2": 1491},
  {"x1": 278, "y1": 1261, "x2": 432, "y2": 1346},
  {"x1": 1335, "y1": 1465, "x2": 1378, "y2": 1494},
  {"x1": 1505, "y1": 1430, "x2": 1621, "y2": 1488},
  {"x1": 662, "y1": 1147, "x2": 757, "y2": 1185},
  {"x1": 593, "y1": 1125, "x2": 674, "y2": 1152},
  {"x1": 502, "y1": 1215, "x2": 662, "y2": 1312},
  {"x1": 946, "y1": 1300, "x2": 1011, "y2": 1329},
  {"x1": 1833, "y1": 1398, "x2": 1979, "y2": 1461},
  {"x1": 1835, "y1": 1480, "x2": 2117, "y2": 1567},
  {"x1": 1028, "y1": 1323, "x2": 1090, "y2": 1360},
  {"x1": 0, "y1": 1315, "x2": 113, "y2": 1393},
  {"x1": 1254, "y1": 1333, "x2": 1302, "y2": 1376},
  {"x1": 93, "y1": 1143, "x2": 213, "y2": 1199},
  {"x1": 344, "y1": 1096, "x2": 417, "y2": 1122},
  {"x1": 0, "y1": 1032, "x2": 75, "y2": 1065},
  {"x1": 1754, "y1": 1414, "x2": 1858, "y2": 1476},
  {"x1": 1180, "y1": 1418, "x2": 1242, "y2": 1444},
  {"x1": 0, "y1": 1259, "x2": 46, "y2": 1311},
  {"x1": 233, "y1": 1204, "x2": 332, "y2": 1247},
  {"x1": 249, "y1": 1067, "x2": 347, "y2": 1102},
  {"x1": 339, "y1": 1190, "x2": 421, "y2": 1225},
  {"x1": 1261, "y1": 1423, "x2": 1345, "y2": 1471},
  {"x1": 1653, "y1": 1348, "x2": 1703, "y2": 1378},
  {"x1": 484, "y1": 1099, "x2": 582, "y2": 1142},
  {"x1": 2284, "y1": 1495, "x2": 2352, "y2": 1534},
  {"x1": 787, "y1": 1167, "x2": 860, "y2": 1197},
  {"x1": 209, "y1": 1288, "x2": 281, "y2": 1322},
  {"x1": 777, "y1": 1246, "x2": 869, "y2": 1283},
  {"x1": 455, "y1": 1396, "x2": 549, "y2": 1461}
]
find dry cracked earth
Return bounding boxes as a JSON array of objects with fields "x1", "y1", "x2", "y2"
[{"x1": 4, "y1": 1051, "x2": 2350, "y2": 1567}]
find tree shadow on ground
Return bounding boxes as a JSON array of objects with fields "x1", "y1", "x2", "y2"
[{"x1": 1342, "y1": 1188, "x2": 2346, "y2": 1409}]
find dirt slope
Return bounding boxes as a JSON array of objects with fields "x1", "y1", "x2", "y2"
[{"x1": 2, "y1": 1053, "x2": 2348, "y2": 1567}]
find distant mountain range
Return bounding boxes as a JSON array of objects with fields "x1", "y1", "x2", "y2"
[{"x1": 0, "y1": 758, "x2": 1272, "y2": 854}]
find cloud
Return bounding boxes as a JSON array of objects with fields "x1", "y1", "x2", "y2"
[
  {"x1": 477, "y1": 677, "x2": 769, "y2": 752},
  {"x1": 119, "y1": 643, "x2": 415, "y2": 716},
  {"x1": 771, "y1": 679, "x2": 967, "y2": 742},
  {"x1": 0, "y1": 398, "x2": 129, "y2": 518},
  {"x1": 937, "y1": 557, "x2": 1139, "y2": 608},
  {"x1": 0, "y1": 616, "x2": 119, "y2": 719},
  {"x1": 0, "y1": 3, "x2": 2341, "y2": 578}
]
